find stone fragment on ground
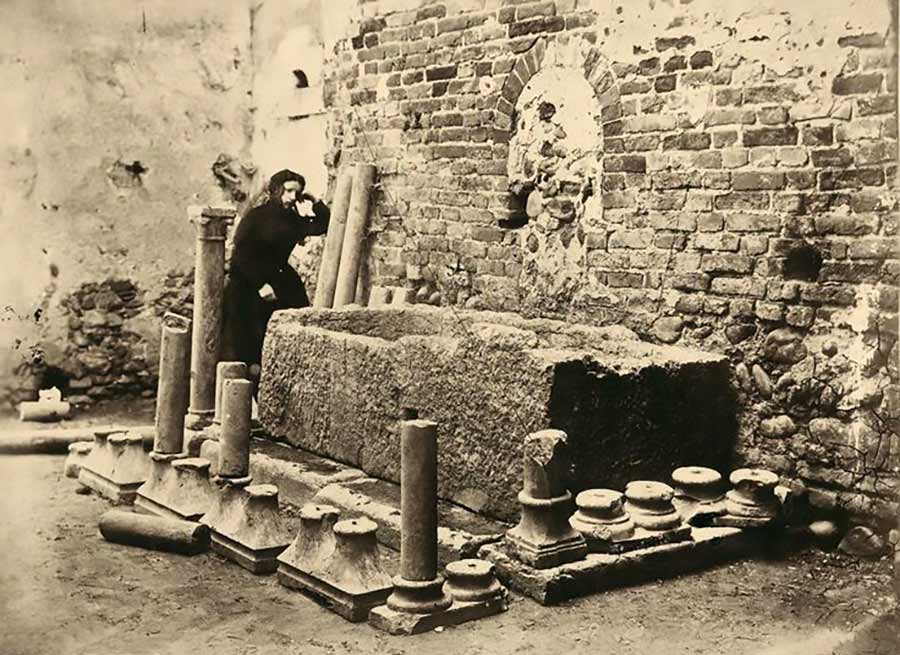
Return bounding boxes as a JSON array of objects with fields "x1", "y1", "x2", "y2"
[{"x1": 838, "y1": 526, "x2": 887, "y2": 559}]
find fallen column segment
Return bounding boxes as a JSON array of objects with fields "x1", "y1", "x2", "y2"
[{"x1": 99, "y1": 509, "x2": 209, "y2": 555}]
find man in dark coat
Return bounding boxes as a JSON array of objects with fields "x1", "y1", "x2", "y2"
[{"x1": 220, "y1": 169, "x2": 330, "y2": 392}]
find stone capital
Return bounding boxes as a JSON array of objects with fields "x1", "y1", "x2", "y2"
[{"x1": 187, "y1": 205, "x2": 236, "y2": 238}]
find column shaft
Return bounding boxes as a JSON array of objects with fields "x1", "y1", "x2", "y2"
[{"x1": 399, "y1": 419, "x2": 439, "y2": 581}]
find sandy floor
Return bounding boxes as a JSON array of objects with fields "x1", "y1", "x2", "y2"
[{"x1": 0, "y1": 452, "x2": 896, "y2": 655}]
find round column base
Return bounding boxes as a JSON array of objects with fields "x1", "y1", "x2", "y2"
[{"x1": 386, "y1": 575, "x2": 453, "y2": 614}]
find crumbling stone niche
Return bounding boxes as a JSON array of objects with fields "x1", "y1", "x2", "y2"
[
  {"x1": 508, "y1": 63, "x2": 601, "y2": 315},
  {"x1": 495, "y1": 37, "x2": 623, "y2": 318}
]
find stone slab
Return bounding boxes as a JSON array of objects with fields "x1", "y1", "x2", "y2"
[
  {"x1": 77, "y1": 468, "x2": 142, "y2": 505},
  {"x1": 368, "y1": 594, "x2": 508, "y2": 635},
  {"x1": 312, "y1": 477, "x2": 508, "y2": 563},
  {"x1": 210, "y1": 531, "x2": 285, "y2": 575},
  {"x1": 260, "y1": 306, "x2": 735, "y2": 522},
  {"x1": 479, "y1": 527, "x2": 762, "y2": 605},
  {"x1": 593, "y1": 523, "x2": 692, "y2": 554},
  {"x1": 277, "y1": 558, "x2": 395, "y2": 622}
]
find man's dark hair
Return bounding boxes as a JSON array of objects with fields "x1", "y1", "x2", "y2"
[{"x1": 267, "y1": 169, "x2": 305, "y2": 201}]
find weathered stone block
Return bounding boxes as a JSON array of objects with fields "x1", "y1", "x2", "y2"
[{"x1": 259, "y1": 308, "x2": 736, "y2": 522}]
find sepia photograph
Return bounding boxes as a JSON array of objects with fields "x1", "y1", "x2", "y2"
[{"x1": 0, "y1": 0, "x2": 898, "y2": 653}]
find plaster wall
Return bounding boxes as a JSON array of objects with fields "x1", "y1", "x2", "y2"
[{"x1": 0, "y1": 0, "x2": 252, "y2": 403}]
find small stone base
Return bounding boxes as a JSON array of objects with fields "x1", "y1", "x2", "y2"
[
  {"x1": 77, "y1": 468, "x2": 142, "y2": 505},
  {"x1": 277, "y1": 562, "x2": 392, "y2": 622},
  {"x1": 210, "y1": 531, "x2": 285, "y2": 574},
  {"x1": 596, "y1": 524, "x2": 692, "y2": 554},
  {"x1": 368, "y1": 594, "x2": 508, "y2": 635},
  {"x1": 480, "y1": 527, "x2": 762, "y2": 605}
]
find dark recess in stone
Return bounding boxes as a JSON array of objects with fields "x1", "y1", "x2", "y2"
[
  {"x1": 783, "y1": 244, "x2": 823, "y2": 281},
  {"x1": 547, "y1": 360, "x2": 738, "y2": 495}
]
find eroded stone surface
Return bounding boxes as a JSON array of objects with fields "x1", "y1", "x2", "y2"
[{"x1": 260, "y1": 307, "x2": 734, "y2": 521}]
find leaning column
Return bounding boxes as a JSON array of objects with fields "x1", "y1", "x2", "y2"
[{"x1": 185, "y1": 205, "x2": 235, "y2": 431}]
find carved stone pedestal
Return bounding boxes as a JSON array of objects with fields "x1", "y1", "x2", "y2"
[
  {"x1": 202, "y1": 478, "x2": 292, "y2": 574},
  {"x1": 278, "y1": 512, "x2": 393, "y2": 622},
  {"x1": 135, "y1": 453, "x2": 213, "y2": 521},
  {"x1": 78, "y1": 431, "x2": 148, "y2": 504}
]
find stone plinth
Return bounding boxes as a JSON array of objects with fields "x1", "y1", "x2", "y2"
[
  {"x1": 259, "y1": 306, "x2": 734, "y2": 522},
  {"x1": 64, "y1": 441, "x2": 93, "y2": 479},
  {"x1": 278, "y1": 515, "x2": 394, "y2": 622},
  {"x1": 506, "y1": 430, "x2": 587, "y2": 568},
  {"x1": 369, "y1": 558, "x2": 508, "y2": 636},
  {"x1": 135, "y1": 453, "x2": 213, "y2": 521},
  {"x1": 202, "y1": 479, "x2": 292, "y2": 574},
  {"x1": 79, "y1": 431, "x2": 148, "y2": 504},
  {"x1": 480, "y1": 527, "x2": 764, "y2": 605}
]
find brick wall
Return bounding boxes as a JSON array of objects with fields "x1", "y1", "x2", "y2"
[{"x1": 320, "y1": 0, "x2": 900, "y2": 527}]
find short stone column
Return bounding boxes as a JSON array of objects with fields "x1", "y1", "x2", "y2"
[
  {"x1": 671, "y1": 466, "x2": 726, "y2": 525},
  {"x1": 722, "y1": 468, "x2": 780, "y2": 526},
  {"x1": 443, "y1": 559, "x2": 505, "y2": 604},
  {"x1": 624, "y1": 481, "x2": 682, "y2": 532},
  {"x1": 570, "y1": 489, "x2": 635, "y2": 552},
  {"x1": 217, "y1": 378, "x2": 253, "y2": 480},
  {"x1": 65, "y1": 442, "x2": 93, "y2": 479},
  {"x1": 155, "y1": 312, "x2": 192, "y2": 455},
  {"x1": 385, "y1": 419, "x2": 452, "y2": 613},
  {"x1": 214, "y1": 362, "x2": 248, "y2": 426},
  {"x1": 185, "y1": 205, "x2": 235, "y2": 431},
  {"x1": 506, "y1": 429, "x2": 587, "y2": 568}
]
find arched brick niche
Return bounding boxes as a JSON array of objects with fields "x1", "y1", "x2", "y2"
[{"x1": 489, "y1": 36, "x2": 623, "y2": 316}]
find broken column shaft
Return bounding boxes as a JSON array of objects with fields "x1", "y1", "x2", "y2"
[
  {"x1": 214, "y1": 362, "x2": 248, "y2": 426},
  {"x1": 218, "y1": 378, "x2": 253, "y2": 479},
  {"x1": 155, "y1": 313, "x2": 192, "y2": 455},
  {"x1": 386, "y1": 419, "x2": 451, "y2": 613},
  {"x1": 185, "y1": 205, "x2": 235, "y2": 430},
  {"x1": 506, "y1": 429, "x2": 586, "y2": 568}
]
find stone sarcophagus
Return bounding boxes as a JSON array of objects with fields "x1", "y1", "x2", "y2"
[{"x1": 259, "y1": 307, "x2": 737, "y2": 522}]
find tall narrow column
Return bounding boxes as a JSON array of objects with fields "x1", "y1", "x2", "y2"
[
  {"x1": 218, "y1": 378, "x2": 253, "y2": 480},
  {"x1": 155, "y1": 313, "x2": 192, "y2": 454},
  {"x1": 400, "y1": 419, "x2": 438, "y2": 581},
  {"x1": 385, "y1": 419, "x2": 452, "y2": 613},
  {"x1": 334, "y1": 164, "x2": 376, "y2": 307},
  {"x1": 314, "y1": 166, "x2": 355, "y2": 308},
  {"x1": 185, "y1": 205, "x2": 235, "y2": 430}
]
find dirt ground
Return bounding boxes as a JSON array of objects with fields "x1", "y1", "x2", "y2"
[{"x1": 0, "y1": 400, "x2": 897, "y2": 655}]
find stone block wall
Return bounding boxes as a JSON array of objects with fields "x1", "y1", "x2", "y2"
[{"x1": 320, "y1": 0, "x2": 900, "y2": 526}]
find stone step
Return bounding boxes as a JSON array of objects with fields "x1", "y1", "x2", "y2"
[{"x1": 201, "y1": 438, "x2": 509, "y2": 563}]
